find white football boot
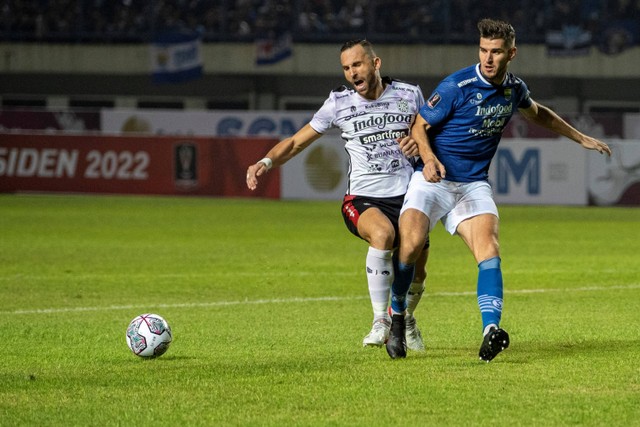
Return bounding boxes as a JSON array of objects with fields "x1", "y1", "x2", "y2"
[
  {"x1": 362, "y1": 315, "x2": 391, "y2": 347},
  {"x1": 404, "y1": 314, "x2": 426, "y2": 351}
]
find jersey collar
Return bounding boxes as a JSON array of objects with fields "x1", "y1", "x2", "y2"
[{"x1": 475, "y1": 63, "x2": 507, "y2": 87}]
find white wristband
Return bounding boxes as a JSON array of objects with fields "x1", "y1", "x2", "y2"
[{"x1": 259, "y1": 157, "x2": 273, "y2": 170}]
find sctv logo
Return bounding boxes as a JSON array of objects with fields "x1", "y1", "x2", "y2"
[{"x1": 495, "y1": 148, "x2": 540, "y2": 194}]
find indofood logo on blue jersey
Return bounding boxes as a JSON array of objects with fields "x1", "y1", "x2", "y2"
[
  {"x1": 496, "y1": 148, "x2": 540, "y2": 194},
  {"x1": 475, "y1": 103, "x2": 513, "y2": 116}
]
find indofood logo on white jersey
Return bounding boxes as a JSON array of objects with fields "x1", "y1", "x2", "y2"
[
  {"x1": 476, "y1": 103, "x2": 512, "y2": 116},
  {"x1": 353, "y1": 113, "x2": 413, "y2": 132}
]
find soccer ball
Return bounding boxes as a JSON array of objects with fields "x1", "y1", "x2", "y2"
[{"x1": 126, "y1": 313, "x2": 173, "y2": 358}]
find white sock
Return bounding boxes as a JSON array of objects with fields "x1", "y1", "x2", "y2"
[
  {"x1": 483, "y1": 323, "x2": 498, "y2": 336},
  {"x1": 365, "y1": 247, "x2": 393, "y2": 319},
  {"x1": 406, "y1": 279, "x2": 425, "y2": 317}
]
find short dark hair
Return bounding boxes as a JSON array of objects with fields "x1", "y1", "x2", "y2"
[
  {"x1": 340, "y1": 39, "x2": 377, "y2": 59},
  {"x1": 478, "y1": 19, "x2": 516, "y2": 47}
]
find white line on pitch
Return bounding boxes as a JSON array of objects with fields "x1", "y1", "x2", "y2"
[{"x1": 1, "y1": 284, "x2": 639, "y2": 316}]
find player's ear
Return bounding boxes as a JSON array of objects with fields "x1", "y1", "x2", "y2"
[
  {"x1": 373, "y1": 56, "x2": 381, "y2": 70},
  {"x1": 508, "y1": 46, "x2": 517, "y2": 61}
]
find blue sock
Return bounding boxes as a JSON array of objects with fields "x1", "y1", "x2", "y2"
[
  {"x1": 391, "y1": 261, "x2": 414, "y2": 313},
  {"x1": 477, "y1": 256, "x2": 503, "y2": 332}
]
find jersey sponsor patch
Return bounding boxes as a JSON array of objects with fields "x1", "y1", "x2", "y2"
[{"x1": 427, "y1": 92, "x2": 441, "y2": 109}]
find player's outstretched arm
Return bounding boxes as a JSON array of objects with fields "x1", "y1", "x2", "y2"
[
  {"x1": 246, "y1": 124, "x2": 322, "y2": 190},
  {"x1": 520, "y1": 101, "x2": 612, "y2": 156},
  {"x1": 573, "y1": 133, "x2": 613, "y2": 156}
]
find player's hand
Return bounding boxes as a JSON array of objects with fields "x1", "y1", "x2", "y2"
[
  {"x1": 422, "y1": 155, "x2": 446, "y2": 183},
  {"x1": 397, "y1": 136, "x2": 419, "y2": 157},
  {"x1": 581, "y1": 136, "x2": 612, "y2": 156},
  {"x1": 246, "y1": 162, "x2": 269, "y2": 190}
]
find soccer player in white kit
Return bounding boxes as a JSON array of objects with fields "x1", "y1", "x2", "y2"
[
  {"x1": 246, "y1": 40, "x2": 429, "y2": 354},
  {"x1": 390, "y1": 19, "x2": 612, "y2": 361}
]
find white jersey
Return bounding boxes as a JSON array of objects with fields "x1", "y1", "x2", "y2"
[{"x1": 309, "y1": 77, "x2": 424, "y2": 198}]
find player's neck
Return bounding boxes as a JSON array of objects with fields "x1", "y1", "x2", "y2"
[
  {"x1": 368, "y1": 77, "x2": 385, "y2": 100},
  {"x1": 481, "y1": 71, "x2": 507, "y2": 86}
]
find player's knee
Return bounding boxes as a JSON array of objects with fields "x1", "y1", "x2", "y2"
[{"x1": 366, "y1": 227, "x2": 395, "y2": 250}]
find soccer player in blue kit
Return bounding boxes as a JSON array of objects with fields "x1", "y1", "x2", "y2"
[{"x1": 385, "y1": 18, "x2": 612, "y2": 360}]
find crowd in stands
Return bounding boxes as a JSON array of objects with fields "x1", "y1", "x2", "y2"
[{"x1": 2, "y1": 0, "x2": 639, "y2": 44}]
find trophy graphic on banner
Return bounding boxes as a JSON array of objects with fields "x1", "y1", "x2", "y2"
[{"x1": 175, "y1": 142, "x2": 198, "y2": 188}]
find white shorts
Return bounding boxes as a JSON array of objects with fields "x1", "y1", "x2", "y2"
[{"x1": 401, "y1": 172, "x2": 499, "y2": 235}]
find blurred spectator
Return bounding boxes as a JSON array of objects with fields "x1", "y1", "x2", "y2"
[{"x1": 0, "y1": 0, "x2": 630, "y2": 46}]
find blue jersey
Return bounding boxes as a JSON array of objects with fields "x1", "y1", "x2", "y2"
[{"x1": 418, "y1": 64, "x2": 532, "y2": 182}]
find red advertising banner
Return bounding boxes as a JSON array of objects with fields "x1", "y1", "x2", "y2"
[{"x1": 0, "y1": 133, "x2": 279, "y2": 198}]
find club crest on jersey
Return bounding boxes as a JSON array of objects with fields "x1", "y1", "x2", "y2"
[
  {"x1": 427, "y1": 93, "x2": 441, "y2": 109},
  {"x1": 470, "y1": 92, "x2": 483, "y2": 105},
  {"x1": 397, "y1": 99, "x2": 409, "y2": 113},
  {"x1": 504, "y1": 88, "x2": 512, "y2": 101}
]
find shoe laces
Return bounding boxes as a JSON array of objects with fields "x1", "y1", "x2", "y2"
[
  {"x1": 405, "y1": 315, "x2": 417, "y2": 329},
  {"x1": 405, "y1": 316, "x2": 422, "y2": 338},
  {"x1": 372, "y1": 317, "x2": 391, "y2": 330}
]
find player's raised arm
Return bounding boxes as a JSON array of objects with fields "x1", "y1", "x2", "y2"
[
  {"x1": 519, "y1": 101, "x2": 612, "y2": 156},
  {"x1": 246, "y1": 123, "x2": 322, "y2": 190}
]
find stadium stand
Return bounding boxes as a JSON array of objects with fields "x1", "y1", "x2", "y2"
[
  {"x1": 1, "y1": 0, "x2": 639, "y2": 113},
  {"x1": 1, "y1": 0, "x2": 637, "y2": 45}
]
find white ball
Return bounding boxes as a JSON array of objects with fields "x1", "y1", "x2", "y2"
[{"x1": 126, "y1": 313, "x2": 173, "y2": 358}]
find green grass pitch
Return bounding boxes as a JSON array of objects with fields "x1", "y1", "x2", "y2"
[{"x1": 0, "y1": 194, "x2": 638, "y2": 426}]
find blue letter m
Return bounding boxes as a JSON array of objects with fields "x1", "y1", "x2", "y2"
[{"x1": 496, "y1": 148, "x2": 540, "y2": 194}]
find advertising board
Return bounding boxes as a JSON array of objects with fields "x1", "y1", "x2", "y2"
[{"x1": 0, "y1": 133, "x2": 279, "y2": 198}]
